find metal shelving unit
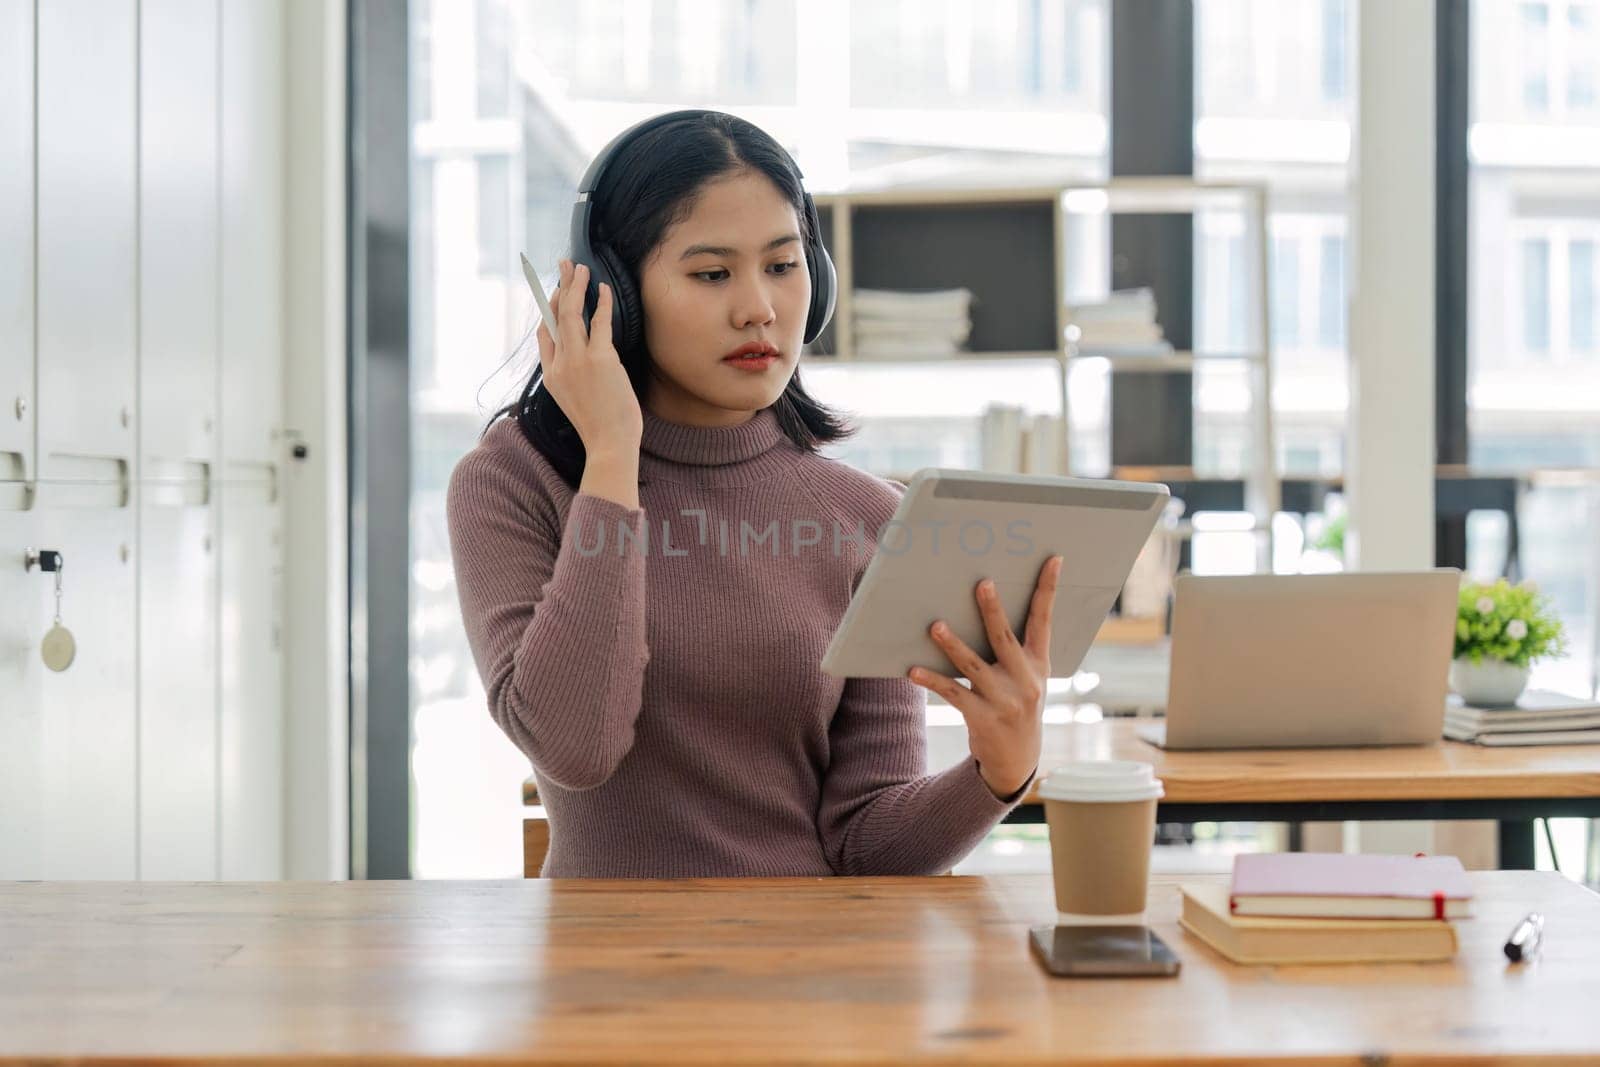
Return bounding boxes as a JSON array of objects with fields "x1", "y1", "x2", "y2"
[{"x1": 802, "y1": 177, "x2": 1278, "y2": 572}]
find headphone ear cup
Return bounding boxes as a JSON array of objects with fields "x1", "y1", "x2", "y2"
[
  {"x1": 804, "y1": 241, "x2": 836, "y2": 346},
  {"x1": 593, "y1": 243, "x2": 644, "y2": 354},
  {"x1": 801, "y1": 194, "x2": 836, "y2": 345}
]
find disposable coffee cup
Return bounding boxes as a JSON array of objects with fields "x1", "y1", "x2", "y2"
[{"x1": 1038, "y1": 761, "x2": 1163, "y2": 923}]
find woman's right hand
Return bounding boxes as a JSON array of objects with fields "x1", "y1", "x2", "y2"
[{"x1": 537, "y1": 258, "x2": 643, "y2": 458}]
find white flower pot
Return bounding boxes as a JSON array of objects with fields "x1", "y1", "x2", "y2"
[{"x1": 1449, "y1": 657, "x2": 1530, "y2": 708}]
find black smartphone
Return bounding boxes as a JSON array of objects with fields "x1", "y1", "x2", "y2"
[{"x1": 1028, "y1": 924, "x2": 1181, "y2": 977}]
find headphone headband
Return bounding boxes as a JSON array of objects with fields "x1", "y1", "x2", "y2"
[{"x1": 567, "y1": 109, "x2": 836, "y2": 349}]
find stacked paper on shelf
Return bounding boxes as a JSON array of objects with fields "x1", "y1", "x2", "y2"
[
  {"x1": 1020, "y1": 414, "x2": 1066, "y2": 476},
  {"x1": 1443, "y1": 689, "x2": 1600, "y2": 746},
  {"x1": 977, "y1": 407, "x2": 1064, "y2": 475},
  {"x1": 978, "y1": 404, "x2": 1025, "y2": 473},
  {"x1": 852, "y1": 287, "x2": 973, "y2": 360},
  {"x1": 1064, "y1": 287, "x2": 1172, "y2": 353}
]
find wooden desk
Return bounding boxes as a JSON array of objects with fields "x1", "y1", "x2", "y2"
[
  {"x1": 3, "y1": 873, "x2": 1597, "y2": 1064},
  {"x1": 929, "y1": 719, "x2": 1600, "y2": 870},
  {"x1": 521, "y1": 719, "x2": 1600, "y2": 871}
]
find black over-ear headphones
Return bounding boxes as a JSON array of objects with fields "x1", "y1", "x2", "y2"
[{"x1": 566, "y1": 108, "x2": 837, "y2": 356}]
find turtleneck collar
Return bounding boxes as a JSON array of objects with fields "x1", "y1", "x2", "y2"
[{"x1": 639, "y1": 405, "x2": 784, "y2": 467}]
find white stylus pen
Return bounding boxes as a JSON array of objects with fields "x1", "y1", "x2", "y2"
[
  {"x1": 1503, "y1": 911, "x2": 1544, "y2": 963},
  {"x1": 520, "y1": 253, "x2": 557, "y2": 328}
]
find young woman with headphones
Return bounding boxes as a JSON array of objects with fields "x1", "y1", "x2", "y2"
[{"x1": 447, "y1": 109, "x2": 1061, "y2": 878}]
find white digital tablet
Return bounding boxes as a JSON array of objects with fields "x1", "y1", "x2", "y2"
[{"x1": 820, "y1": 469, "x2": 1170, "y2": 679}]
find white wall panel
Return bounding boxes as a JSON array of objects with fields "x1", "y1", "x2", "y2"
[
  {"x1": 36, "y1": 0, "x2": 138, "y2": 480},
  {"x1": 221, "y1": 0, "x2": 286, "y2": 471},
  {"x1": 0, "y1": 508, "x2": 46, "y2": 878},
  {"x1": 218, "y1": 0, "x2": 288, "y2": 880},
  {"x1": 31, "y1": 494, "x2": 138, "y2": 879},
  {"x1": 137, "y1": 488, "x2": 219, "y2": 879},
  {"x1": 0, "y1": 0, "x2": 34, "y2": 481},
  {"x1": 219, "y1": 480, "x2": 285, "y2": 879},
  {"x1": 4, "y1": 0, "x2": 299, "y2": 881},
  {"x1": 140, "y1": 0, "x2": 220, "y2": 477}
]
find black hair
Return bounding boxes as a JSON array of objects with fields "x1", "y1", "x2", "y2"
[{"x1": 484, "y1": 110, "x2": 854, "y2": 486}]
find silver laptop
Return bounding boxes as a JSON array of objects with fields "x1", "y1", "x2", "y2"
[{"x1": 1138, "y1": 570, "x2": 1461, "y2": 750}]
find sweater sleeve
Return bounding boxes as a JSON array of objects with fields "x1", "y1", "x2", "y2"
[
  {"x1": 446, "y1": 444, "x2": 650, "y2": 791},
  {"x1": 816, "y1": 674, "x2": 1035, "y2": 876},
  {"x1": 806, "y1": 466, "x2": 1034, "y2": 876}
]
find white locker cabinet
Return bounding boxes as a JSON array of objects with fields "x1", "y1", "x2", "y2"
[
  {"x1": 137, "y1": 485, "x2": 219, "y2": 880},
  {"x1": 0, "y1": 0, "x2": 35, "y2": 481},
  {"x1": 0, "y1": 509, "x2": 46, "y2": 878},
  {"x1": 220, "y1": 0, "x2": 285, "y2": 471},
  {"x1": 36, "y1": 0, "x2": 138, "y2": 483},
  {"x1": 139, "y1": 0, "x2": 220, "y2": 479},
  {"x1": 19, "y1": 494, "x2": 138, "y2": 879},
  {"x1": 218, "y1": 480, "x2": 285, "y2": 879}
]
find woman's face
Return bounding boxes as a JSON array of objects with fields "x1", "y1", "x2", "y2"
[{"x1": 637, "y1": 168, "x2": 812, "y2": 427}]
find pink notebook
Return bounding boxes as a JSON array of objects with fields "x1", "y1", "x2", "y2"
[{"x1": 1229, "y1": 853, "x2": 1474, "y2": 920}]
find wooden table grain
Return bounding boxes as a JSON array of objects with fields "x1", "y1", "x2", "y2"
[
  {"x1": 3, "y1": 872, "x2": 1599, "y2": 1065},
  {"x1": 523, "y1": 718, "x2": 1600, "y2": 871},
  {"x1": 523, "y1": 720, "x2": 1600, "y2": 808},
  {"x1": 931, "y1": 719, "x2": 1600, "y2": 870},
  {"x1": 926, "y1": 718, "x2": 1600, "y2": 805}
]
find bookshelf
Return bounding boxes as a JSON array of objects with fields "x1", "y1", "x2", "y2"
[{"x1": 801, "y1": 178, "x2": 1278, "y2": 572}]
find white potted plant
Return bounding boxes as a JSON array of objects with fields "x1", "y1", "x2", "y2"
[{"x1": 1450, "y1": 578, "x2": 1568, "y2": 707}]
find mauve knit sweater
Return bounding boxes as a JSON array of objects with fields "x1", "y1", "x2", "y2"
[{"x1": 446, "y1": 403, "x2": 1036, "y2": 878}]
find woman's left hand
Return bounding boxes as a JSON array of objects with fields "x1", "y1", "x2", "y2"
[{"x1": 908, "y1": 555, "x2": 1063, "y2": 800}]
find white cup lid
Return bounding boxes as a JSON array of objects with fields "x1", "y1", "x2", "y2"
[{"x1": 1038, "y1": 760, "x2": 1164, "y2": 803}]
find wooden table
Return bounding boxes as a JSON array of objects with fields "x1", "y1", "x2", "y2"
[
  {"x1": 3, "y1": 873, "x2": 1598, "y2": 1065},
  {"x1": 928, "y1": 719, "x2": 1600, "y2": 869}
]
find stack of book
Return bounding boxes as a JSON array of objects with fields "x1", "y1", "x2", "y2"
[
  {"x1": 1444, "y1": 689, "x2": 1600, "y2": 746},
  {"x1": 1063, "y1": 287, "x2": 1173, "y2": 356},
  {"x1": 977, "y1": 405, "x2": 1064, "y2": 475},
  {"x1": 1179, "y1": 853, "x2": 1472, "y2": 965},
  {"x1": 852, "y1": 288, "x2": 973, "y2": 360}
]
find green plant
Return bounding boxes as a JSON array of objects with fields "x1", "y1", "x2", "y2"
[
  {"x1": 1454, "y1": 578, "x2": 1568, "y2": 668},
  {"x1": 1311, "y1": 513, "x2": 1345, "y2": 555}
]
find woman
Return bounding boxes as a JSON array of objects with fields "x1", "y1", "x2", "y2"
[{"x1": 447, "y1": 109, "x2": 1062, "y2": 878}]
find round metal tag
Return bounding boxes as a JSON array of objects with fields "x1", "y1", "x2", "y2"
[{"x1": 41, "y1": 623, "x2": 76, "y2": 673}]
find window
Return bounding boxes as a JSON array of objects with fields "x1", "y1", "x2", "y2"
[
  {"x1": 475, "y1": 0, "x2": 511, "y2": 117},
  {"x1": 1567, "y1": 2, "x2": 1597, "y2": 110},
  {"x1": 1010, "y1": 0, "x2": 1082, "y2": 96},
  {"x1": 1195, "y1": 0, "x2": 1353, "y2": 489},
  {"x1": 1195, "y1": 222, "x2": 1249, "y2": 356},
  {"x1": 476, "y1": 155, "x2": 510, "y2": 279},
  {"x1": 1470, "y1": 0, "x2": 1600, "y2": 708},
  {"x1": 1574, "y1": 239, "x2": 1596, "y2": 351},
  {"x1": 1522, "y1": 2, "x2": 1551, "y2": 111},
  {"x1": 851, "y1": 0, "x2": 1104, "y2": 111},
  {"x1": 414, "y1": 0, "x2": 434, "y2": 123},
  {"x1": 412, "y1": 159, "x2": 436, "y2": 391},
  {"x1": 1522, "y1": 237, "x2": 1551, "y2": 353},
  {"x1": 1198, "y1": 0, "x2": 1254, "y2": 110},
  {"x1": 1271, "y1": 233, "x2": 1301, "y2": 348},
  {"x1": 1227, "y1": 232, "x2": 1249, "y2": 353},
  {"x1": 1321, "y1": 0, "x2": 1347, "y2": 101},
  {"x1": 1318, "y1": 233, "x2": 1345, "y2": 347},
  {"x1": 1476, "y1": 1, "x2": 1600, "y2": 124}
]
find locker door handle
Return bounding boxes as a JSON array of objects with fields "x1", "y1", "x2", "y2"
[{"x1": 24, "y1": 548, "x2": 63, "y2": 573}]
